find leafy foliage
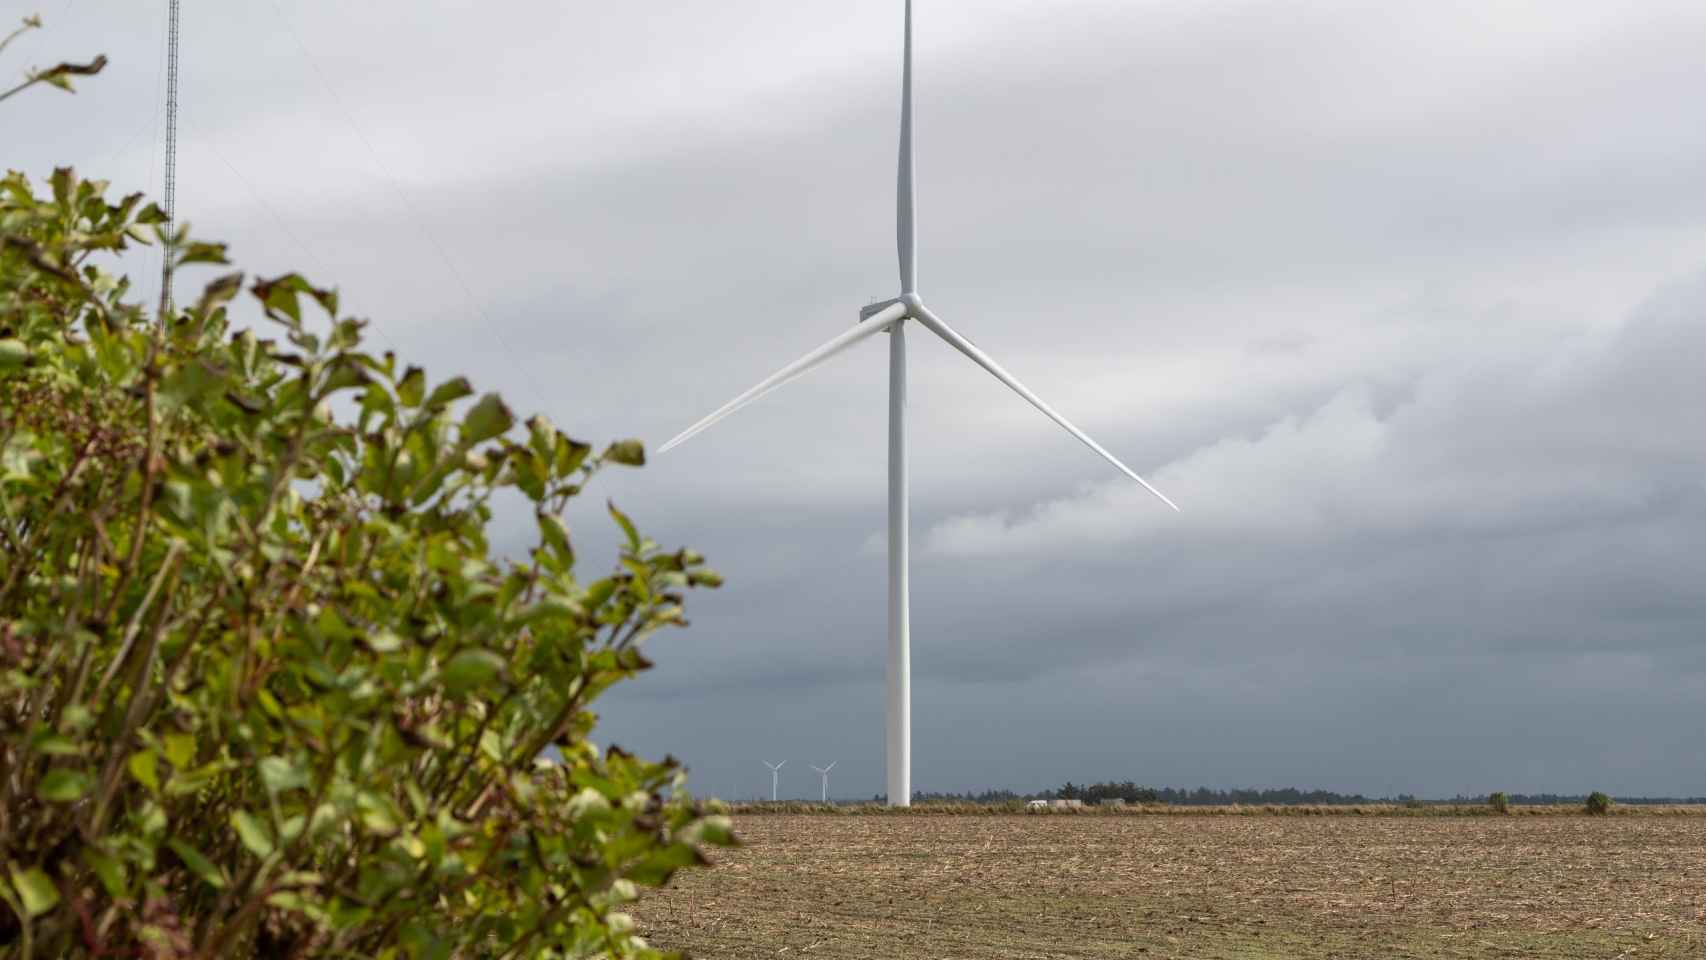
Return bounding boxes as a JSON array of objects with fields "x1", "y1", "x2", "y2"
[
  {"x1": 0, "y1": 160, "x2": 729, "y2": 957},
  {"x1": 1488, "y1": 792, "x2": 1509, "y2": 815},
  {"x1": 1585, "y1": 791, "x2": 1614, "y2": 816}
]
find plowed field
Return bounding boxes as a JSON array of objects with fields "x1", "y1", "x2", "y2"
[{"x1": 636, "y1": 814, "x2": 1706, "y2": 959}]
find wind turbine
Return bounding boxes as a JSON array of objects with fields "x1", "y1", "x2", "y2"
[
  {"x1": 661, "y1": 1, "x2": 1179, "y2": 807},
  {"x1": 763, "y1": 760, "x2": 786, "y2": 802},
  {"x1": 811, "y1": 762, "x2": 837, "y2": 804}
]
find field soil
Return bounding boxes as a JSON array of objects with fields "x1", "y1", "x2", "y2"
[{"x1": 636, "y1": 814, "x2": 1705, "y2": 959}]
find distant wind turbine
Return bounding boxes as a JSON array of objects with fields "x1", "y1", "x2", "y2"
[
  {"x1": 811, "y1": 762, "x2": 837, "y2": 804},
  {"x1": 763, "y1": 760, "x2": 786, "y2": 803},
  {"x1": 662, "y1": 0, "x2": 1179, "y2": 807}
]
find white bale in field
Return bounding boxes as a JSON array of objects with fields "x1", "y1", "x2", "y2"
[{"x1": 1049, "y1": 798, "x2": 1084, "y2": 810}]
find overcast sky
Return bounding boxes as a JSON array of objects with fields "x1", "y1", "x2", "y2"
[{"x1": 13, "y1": 0, "x2": 1706, "y2": 800}]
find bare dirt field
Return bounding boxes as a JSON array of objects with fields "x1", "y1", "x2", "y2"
[{"x1": 636, "y1": 814, "x2": 1706, "y2": 959}]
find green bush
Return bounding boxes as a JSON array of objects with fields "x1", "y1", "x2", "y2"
[
  {"x1": 1488, "y1": 792, "x2": 1509, "y2": 814},
  {"x1": 0, "y1": 117, "x2": 728, "y2": 960},
  {"x1": 1585, "y1": 791, "x2": 1614, "y2": 816}
]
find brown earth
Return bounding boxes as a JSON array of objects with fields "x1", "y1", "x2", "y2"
[{"x1": 636, "y1": 814, "x2": 1706, "y2": 959}]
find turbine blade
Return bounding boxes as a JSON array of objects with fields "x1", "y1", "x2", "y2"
[
  {"x1": 912, "y1": 304, "x2": 1180, "y2": 512},
  {"x1": 897, "y1": 0, "x2": 916, "y2": 293},
  {"x1": 659, "y1": 303, "x2": 907, "y2": 454}
]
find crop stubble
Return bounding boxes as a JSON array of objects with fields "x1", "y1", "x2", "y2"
[{"x1": 637, "y1": 814, "x2": 1706, "y2": 959}]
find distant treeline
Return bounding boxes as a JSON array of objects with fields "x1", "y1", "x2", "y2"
[
  {"x1": 1447, "y1": 793, "x2": 1706, "y2": 806},
  {"x1": 906, "y1": 789, "x2": 1026, "y2": 804},
  {"x1": 1053, "y1": 782, "x2": 1382, "y2": 805},
  {"x1": 887, "y1": 784, "x2": 1706, "y2": 806}
]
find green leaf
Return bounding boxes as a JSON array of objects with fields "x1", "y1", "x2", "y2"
[
  {"x1": 157, "y1": 359, "x2": 227, "y2": 412},
  {"x1": 278, "y1": 814, "x2": 307, "y2": 845},
  {"x1": 167, "y1": 840, "x2": 227, "y2": 889},
  {"x1": 511, "y1": 448, "x2": 549, "y2": 501},
  {"x1": 399, "y1": 922, "x2": 450, "y2": 960},
  {"x1": 252, "y1": 273, "x2": 337, "y2": 325},
  {"x1": 329, "y1": 317, "x2": 366, "y2": 350},
  {"x1": 364, "y1": 629, "x2": 403, "y2": 653},
  {"x1": 693, "y1": 814, "x2": 737, "y2": 846},
  {"x1": 608, "y1": 501, "x2": 640, "y2": 551},
  {"x1": 259, "y1": 756, "x2": 310, "y2": 794},
  {"x1": 59, "y1": 705, "x2": 94, "y2": 732},
  {"x1": 626, "y1": 843, "x2": 705, "y2": 886},
  {"x1": 319, "y1": 357, "x2": 372, "y2": 396},
  {"x1": 162, "y1": 733, "x2": 196, "y2": 770},
  {"x1": 357, "y1": 792, "x2": 402, "y2": 836},
  {"x1": 196, "y1": 272, "x2": 244, "y2": 314},
  {"x1": 422, "y1": 376, "x2": 473, "y2": 410},
  {"x1": 128, "y1": 751, "x2": 160, "y2": 793},
  {"x1": 37, "y1": 767, "x2": 90, "y2": 802},
  {"x1": 441, "y1": 649, "x2": 505, "y2": 697},
  {"x1": 602, "y1": 439, "x2": 646, "y2": 467},
  {"x1": 537, "y1": 513, "x2": 574, "y2": 568},
  {"x1": 266, "y1": 890, "x2": 310, "y2": 913},
  {"x1": 165, "y1": 761, "x2": 222, "y2": 797},
  {"x1": 460, "y1": 393, "x2": 514, "y2": 446},
  {"x1": 556, "y1": 435, "x2": 593, "y2": 478},
  {"x1": 396, "y1": 366, "x2": 425, "y2": 407},
  {"x1": 28, "y1": 731, "x2": 79, "y2": 756},
  {"x1": 526, "y1": 414, "x2": 557, "y2": 458},
  {"x1": 82, "y1": 849, "x2": 126, "y2": 899},
  {"x1": 0, "y1": 339, "x2": 28, "y2": 371},
  {"x1": 231, "y1": 810, "x2": 275, "y2": 858},
  {"x1": 175, "y1": 241, "x2": 230, "y2": 266},
  {"x1": 8, "y1": 866, "x2": 58, "y2": 917},
  {"x1": 253, "y1": 274, "x2": 305, "y2": 324},
  {"x1": 582, "y1": 577, "x2": 618, "y2": 612},
  {"x1": 50, "y1": 167, "x2": 75, "y2": 206}
]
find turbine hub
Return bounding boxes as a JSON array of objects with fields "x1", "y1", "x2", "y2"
[{"x1": 900, "y1": 292, "x2": 924, "y2": 312}]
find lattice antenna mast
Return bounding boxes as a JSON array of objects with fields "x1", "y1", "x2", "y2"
[{"x1": 158, "y1": 0, "x2": 181, "y2": 317}]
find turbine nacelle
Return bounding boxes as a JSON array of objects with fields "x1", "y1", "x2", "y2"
[{"x1": 859, "y1": 297, "x2": 905, "y2": 323}]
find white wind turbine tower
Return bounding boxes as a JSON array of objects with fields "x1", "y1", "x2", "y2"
[
  {"x1": 811, "y1": 762, "x2": 837, "y2": 804},
  {"x1": 662, "y1": 1, "x2": 1179, "y2": 807},
  {"x1": 763, "y1": 760, "x2": 786, "y2": 802}
]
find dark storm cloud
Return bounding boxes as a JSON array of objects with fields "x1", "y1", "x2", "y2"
[{"x1": 13, "y1": 0, "x2": 1706, "y2": 799}]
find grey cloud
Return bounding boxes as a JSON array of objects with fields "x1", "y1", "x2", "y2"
[{"x1": 15, "y1": 0, "x2": 1706, "y2": 799}]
